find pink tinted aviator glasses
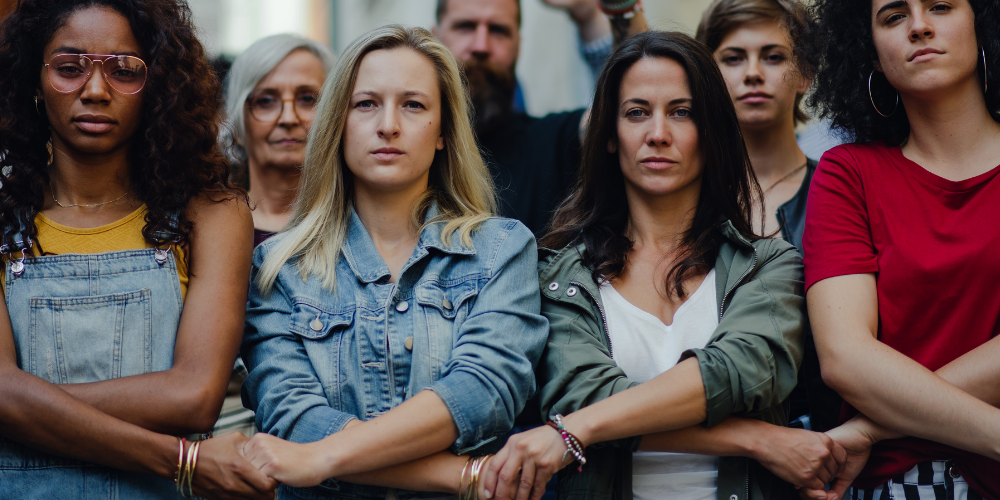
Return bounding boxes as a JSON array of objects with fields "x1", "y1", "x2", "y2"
[{"x1": 44, "y1": 53, "x2": 148, "y2": 95}]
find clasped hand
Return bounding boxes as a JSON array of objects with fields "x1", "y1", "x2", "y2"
[{"x1": 478, "y1": 422, "x2": 869, "y2": 500}]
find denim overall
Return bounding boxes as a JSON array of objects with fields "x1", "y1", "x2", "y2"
[{"x1": 0, "y1": 212, "x2": 186, "y2": 499}]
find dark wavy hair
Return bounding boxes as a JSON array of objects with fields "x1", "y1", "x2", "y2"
[
  {"x1": 808, "y1": 0, "x2": 1000, "y2": 145},
  {"x1": 542, "y1": 31, "x2": 762, "y2": 299},
  {"x1": 0, "y1": 0, "x2": 240, "y2": 252},
  {"x1": 695, "y1": 0, "x2": 817, "y2": 124}
]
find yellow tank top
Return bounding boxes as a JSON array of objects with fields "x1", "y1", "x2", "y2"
[{"x1": 2, "y1": 206, "x2": 188, "y2": 298}]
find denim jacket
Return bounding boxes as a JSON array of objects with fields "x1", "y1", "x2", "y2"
[{"x1": 241, "y1": 205, "x2": 548, "y2": 500}]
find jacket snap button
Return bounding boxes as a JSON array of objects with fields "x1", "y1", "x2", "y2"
[
  {"x1": 404, "y1": 337, "x2": 413, "y2": 351},
  {"x1": 309, "y1": 318, "x2": 323, "y2": 332},
  {"x1": 566, "y1": 287, "x2": 578, "y2": 297},
  {"x1": 395, "y1": 301, "x2": 409, "y2": 313},
  {"x1": 949, "y1": 466, "x2": 960, "y2": 478},
  {"x1": 442, "y1": 298, "x2": 453, "y2": 310},
  {"x1": 730, "y1": 495, "x2": 738, "y2": 500},
  {"x1": 548, "y1": 282, "x2": 559, "y2": 291}
]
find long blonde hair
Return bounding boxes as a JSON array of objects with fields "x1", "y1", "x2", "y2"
[{"x1": 257, "y1": 25, "x2": 496, "y2": 291}]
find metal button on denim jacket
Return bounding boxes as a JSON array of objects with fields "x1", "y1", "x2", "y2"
[{"x1": 241, "y1": 206, "x2": 548, "y2": 500}]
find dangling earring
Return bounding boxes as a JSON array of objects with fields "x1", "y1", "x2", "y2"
[
  {"x1": 34, "y1": 96, "x2": 43, "y2": 115},
  {"x1": 869, "y1": 70, "x2": 899, "y2": 117},
  {"x1": 981, "y1": 47, "x2": 988, "y2": 94}
]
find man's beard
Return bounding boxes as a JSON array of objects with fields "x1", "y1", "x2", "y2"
[{"x1": 462, "y1": 57, "x2": 516, "y2": 135}]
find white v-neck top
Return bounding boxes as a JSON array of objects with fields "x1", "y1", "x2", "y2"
[{"x1": 599, "y1": 269, "x2": 719, "y2": 500}]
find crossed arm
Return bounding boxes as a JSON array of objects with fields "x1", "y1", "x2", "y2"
[
  {"x1": 0, "y1": 196, "x2": 275, "y2": 499},
  {"x1": 809, "y1": 274, "x2": 1000, "y2": 453},
  {"x1": 798, "y1": 274, "x2": 1000, "y2": 500}
]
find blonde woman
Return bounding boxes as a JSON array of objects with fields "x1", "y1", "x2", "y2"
[{"x1": 239, "y1": 25, "x2": 547, "y2": 498}]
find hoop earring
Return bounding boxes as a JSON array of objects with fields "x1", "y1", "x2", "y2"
[
  {"x1": 34, "y1": 96, "x2": 43, "y2": 115},
  {"x1": 981, "y1": 47, "x2": 988, "y2": 94},
  {"x1": 869, "y1": 70, "x2": 899, "y2": 118}
]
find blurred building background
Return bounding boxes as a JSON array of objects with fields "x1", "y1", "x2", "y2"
[{"x1": 185, "y1": 0, "x2": 716, "y2": 117}]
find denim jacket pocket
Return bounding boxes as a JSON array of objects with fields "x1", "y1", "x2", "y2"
[
  {"x1": 414, "y1": 279, "x2": 477, "y2": 320},
  {"x1": 289, "y1": 302, "x2": 354, "y2": 340},
  {"x1": 410, "y1": 279, "x2": 478, "y2": 392}
]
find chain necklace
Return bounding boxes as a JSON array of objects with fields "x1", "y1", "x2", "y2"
[
  {"x1": 762, "y1": 161, "x2": 808, "y2": 195},
  {"x1": 51, "y1": 181, "x2": 129, "y2": 208}
]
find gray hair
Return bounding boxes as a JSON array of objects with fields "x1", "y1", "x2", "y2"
[{"x1": 219, "y1": 34, "x2": 335, "y2": 166}]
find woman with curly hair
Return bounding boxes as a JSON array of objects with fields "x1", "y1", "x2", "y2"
[
  {"x1": 801, "y1": 0, "x2": 1000, "y2": 499},
  {"x1": 0, "y1": 1, "x2": 275, "y2": 498}
]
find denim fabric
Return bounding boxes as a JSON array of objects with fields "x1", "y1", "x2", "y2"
[
  {"x1": 0, "y1": 248, "x2": 185, "y2": 499},
  {"x1": 241, "y1": 206, "x2": 548, "y2": 500}
]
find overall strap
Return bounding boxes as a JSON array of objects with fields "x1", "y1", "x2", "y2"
[{"x1": 150, "y1": 209, "x2": 183, "y2": 265}]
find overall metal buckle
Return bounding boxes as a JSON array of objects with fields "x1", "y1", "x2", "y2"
[{"x1": 11, "y1": 248, "x2": 27, "y2": 276}]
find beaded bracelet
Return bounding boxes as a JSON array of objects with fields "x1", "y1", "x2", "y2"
[{"x1": 546, "y1": 413, "x2": 586, "y2": 471}]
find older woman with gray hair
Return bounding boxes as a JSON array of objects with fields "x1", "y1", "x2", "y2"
[
  {"x1": 213, "y1": 34, "x2": 334, "y2": 437},
  {"x1": 220, "y1": 33, "x2": 335, "y2": 247}
]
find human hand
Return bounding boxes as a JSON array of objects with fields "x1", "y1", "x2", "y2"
[
  {"x1": 192, "y1": 432, "x2": 278, "y2": 500},
  {"x1": 241, "y1": 432, "x2": 327, "y2": 488},
  {"x1": 480, "y1": 425, "x2": 574, "y2": 500},
  {"x1": 798, "y1": 416, "x2": 879, "y2": 500},
  {"x1": 750, "y1": 425, "x2": 846, "y2": 490},
  {"x1": 540, "y1": 0, "x2": 601, "y2": 25}
]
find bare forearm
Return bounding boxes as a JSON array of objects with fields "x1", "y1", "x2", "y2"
[
  {"x1": 566, "y1": 2, "x2": 610, "y2": 43},
  {"x1": 564, "y1": 358, "x2": 706, "y2": 446},
  {"x1": 337, "y1": 451, "x2": 466, "y2": 493},
  {"x1": 609, "y1": 11, "x2": 649, "y2": 45},
  {"x1": 60, "y1": 367, "x2": 227, "y2": 435},
  {"x1": 846, "y1": 338, "x2": 1000, "y2": 447},
  {"x1": 0, "y1": 367, "x2": 179, "y2": 478},
  {"x1": 810, "y1": 275, "x2": 1000, "y2": 460},
  {"x1": 935, "y1": 335, "x2": 1000, "y2": 407},
  {"x1": 638, "y1": 417, "x2": 759, "y2": 456},
  {"x1": 824, "y1": 334, "x2": 1000, "y2": 458},
  {"x1": 315, "y1": 390, "x2": 460, "y2": 477}
]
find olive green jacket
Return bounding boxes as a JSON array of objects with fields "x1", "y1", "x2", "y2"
[{"x1": 536, "y1": 221, "x2": 806, "y2": 500}]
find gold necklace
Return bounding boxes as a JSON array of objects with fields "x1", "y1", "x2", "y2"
[
  {"x1": 51, "y1": 182, "x2": 129, "y2": 208},
  {"x1": 762, "y1": 161, "x2": 808, "y2": 195}
]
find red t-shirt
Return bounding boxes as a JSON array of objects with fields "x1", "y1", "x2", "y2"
[{"x1": 803, "y1": 142, "x2": 1000, "y2": 497}]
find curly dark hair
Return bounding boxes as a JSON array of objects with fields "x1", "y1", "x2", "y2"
[
  {"x1": 0, "y1": 0, "x2": 240, "y2": 252},
  {"x1": 695, "y1": 0, "x2": 817, "y2": 124},
  {"x1": 808, "y1": 0, "x2": 1000, "y2": 145},
  {"x1": 542, "y1": 31, "x2": 762, "y2": 299}
]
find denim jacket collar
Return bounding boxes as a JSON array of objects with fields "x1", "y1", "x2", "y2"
[{"x1": 341, "y1": 203, "x2": 477, "y2": 284}]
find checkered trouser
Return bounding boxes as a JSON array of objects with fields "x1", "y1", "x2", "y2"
[{"x1": 849, "y1": 461, "x2": 984, "y2": 500}]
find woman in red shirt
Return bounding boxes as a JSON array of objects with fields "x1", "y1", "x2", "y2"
[{"x1": 801, "y1": 0, "x2": 1000, "y2": 499}]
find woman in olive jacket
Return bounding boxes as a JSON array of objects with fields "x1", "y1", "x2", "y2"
[{"x1": 479, "y1": 32, "x2": 845, "y2": 500}]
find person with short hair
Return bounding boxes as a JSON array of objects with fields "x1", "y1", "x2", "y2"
[
  {"x1": 696, "y1": 0, "x2": 842, "y2": 434},
  {"x1": 479, "y1": 30, "x2": 845, "y2": 500},
  {"x1": 801, "y1": 0, "x2": 1000, "y2": 498},
  {"x1": 238, "y1": 25, "x2": 548, "y2": 499},
  {"x1": 213, "y1": 33, "x2": 335, "y2": 438},
  {"x1": 220, "y1": 33, "x2": 335, "y2": 246},
  {"x1": 0, "y1": 0, "x2": 277, "y2": 498}
]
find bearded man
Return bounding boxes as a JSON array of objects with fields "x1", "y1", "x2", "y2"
[{"x1": 434, "y1": 0, "x2": 646, "y2": 235}]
